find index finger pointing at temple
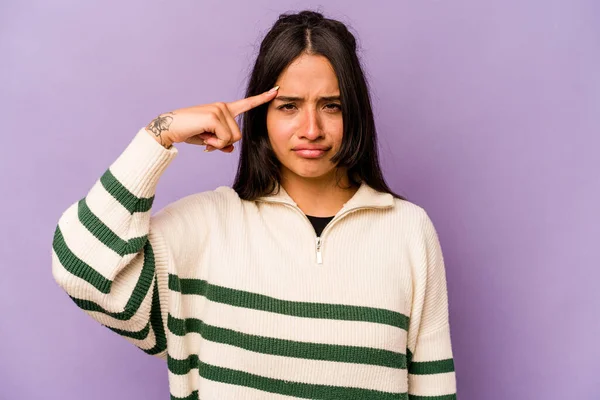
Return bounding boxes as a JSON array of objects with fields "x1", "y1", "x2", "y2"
[{"x1": 227, "y1": 86, "x2": 280, "y2": 117}]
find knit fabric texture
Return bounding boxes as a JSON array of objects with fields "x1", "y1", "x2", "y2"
[{"x1": 52, "y1": 127, "x2": 458, "y2": 399}]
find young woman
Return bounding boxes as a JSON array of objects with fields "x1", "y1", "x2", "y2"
[{"x1": 52, "y1": 10, "x2": 457, "y2": 400}]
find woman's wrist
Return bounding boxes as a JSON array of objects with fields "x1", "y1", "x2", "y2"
[{"x1": 145, "y1": 128, "x2": 173, "y2": 149}]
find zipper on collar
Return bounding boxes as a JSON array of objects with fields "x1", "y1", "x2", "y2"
[
  {"x1": 279, "y1": 202, "x2": 388, "y2": 265},
  {"x1": 315, "y1": 237, "x2": 323, "y2": 264},
  {"x1": 254, "y1": 183, "x2": 395, "y2": 265}
]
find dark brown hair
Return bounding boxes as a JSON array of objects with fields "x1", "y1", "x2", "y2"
[{"x1": 232, "y1": 10, "x2": 405, "y2": 201}]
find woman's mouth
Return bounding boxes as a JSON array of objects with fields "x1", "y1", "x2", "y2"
[{"x1": 293, "y1": 149, "x2": 327, "y2": 159}]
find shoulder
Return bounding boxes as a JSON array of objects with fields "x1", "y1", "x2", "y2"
[
  {"x1": 151, "y1": 186, "x2": 241, "y2": 229},
  {"x1": 148, "y1": 186, "x2": 242, "y2": 259},
  {"x1": 390, "y1": 197, "x2": 436, "y2": 231},
  {"x1": 384, "y1": 197, "x2": 442, "y2": 251},
  {"x1": 156, "y1": 186, "x2": 239, "y2": 214}
]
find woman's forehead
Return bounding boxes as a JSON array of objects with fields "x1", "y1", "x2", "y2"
[{"x1": 276, "y1": 54, "x2": 339, "y2": 94}]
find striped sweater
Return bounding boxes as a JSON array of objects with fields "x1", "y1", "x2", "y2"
[{"x1": 52, "y1": 127, "x2": 457, "y2": 399}]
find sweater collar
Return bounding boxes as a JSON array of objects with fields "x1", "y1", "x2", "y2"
[{"x1": 255, "y1": 181, "x2": 395, "y2": 211}]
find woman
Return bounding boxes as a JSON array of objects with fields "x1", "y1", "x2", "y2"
[{"x1": 52, "y1": 10, "x2": 457, "y2": 400}]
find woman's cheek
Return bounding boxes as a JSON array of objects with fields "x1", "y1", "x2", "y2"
[
  {"x1": 323, "y1": 118, "x2": 343, "y2": 140},
  {"x1": 271, "y1": 117, "x2": 299, "y2": 139}
]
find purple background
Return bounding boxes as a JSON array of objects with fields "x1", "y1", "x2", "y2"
[{"x1": 2, "y1": 1, "x2": 599, "y2": 399}]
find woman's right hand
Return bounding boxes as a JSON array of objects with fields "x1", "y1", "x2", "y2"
[{"x1": 145, "y1": 85, "x2": 279, "y2": 152}]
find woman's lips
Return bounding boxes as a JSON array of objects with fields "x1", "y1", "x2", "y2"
[{"x1": 293, "y1": 149, "x2": 327, "y2": 158}]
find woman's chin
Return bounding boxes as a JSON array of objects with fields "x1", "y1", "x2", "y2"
[
  {"x1": 280, "y1": 161, "x2": 337, "y2": 181},
  {"x1": 290, "y1": 167, "x2": 335, "y2": 180}
]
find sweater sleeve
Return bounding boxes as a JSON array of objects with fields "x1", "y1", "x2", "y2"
[
  {"x1": 406, "y1": 209, "x2": 457, "y2": 399},
  {"x1": 51, "y1": 127, "x2": 178, "y2": 360}
]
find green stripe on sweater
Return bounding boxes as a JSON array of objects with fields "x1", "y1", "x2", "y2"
[
  {"x1": 106, "y1": 320, "x2": 150, "y2": 340},
  {"x1": 71, "y1": 276, "x2": 166, "y2": 355},
  {"x1": 106, "y1": 276, "x2": 167, "y2": 355},
  {"x1": 77, "y1": 197, "x2": 147, "y2": 256},
  {"x1": 170, "y1": 391, "x2": 198, "y2": 400},
  {"x1": 406, "y1": 348, "x2": 455, "y2": 375},
  {"x1": 409, "y1": 395, "x2": 456, "y2": 400},
  {"x1": 52, "y1": 180, "x2": 153, "y2": 294},
  {"x1": 100, "y1": 168, "x2": 154, "y2": 214},
  {"x1": 409, "y1": 358, "x2": 455, "y2": 374},
  {"x1": 60, "y1": 238, "x2": 155, "y2": 320},
  {"x1": 141, "y1": 275, "x2": 167, "y2": 355},
  {"x1": 168, "y1": 274, "x2": 409, "y2": 330},
  {"x1": 168, "y1": 354, "x2": 408, "y2": 400},
  {"x1": 167, "y1": 315, "x2": 406, "y2": 369},
  {"x1": 53, "y1": 226, "x2": 112, "y2": 294}
]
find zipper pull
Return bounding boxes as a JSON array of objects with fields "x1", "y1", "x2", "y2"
[{"x1": 315, "y1": 237, "x2": 323, "y2": 264}]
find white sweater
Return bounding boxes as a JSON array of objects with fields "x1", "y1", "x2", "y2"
[{"x1": 52, "y1": 127, "x2": 457, "y2": 399}]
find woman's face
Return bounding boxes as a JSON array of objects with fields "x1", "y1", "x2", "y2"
[{"x1": 266, "y1": 53, "x2": 344, "y2": 183}]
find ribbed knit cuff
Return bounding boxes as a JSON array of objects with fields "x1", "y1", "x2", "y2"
[{"x1": 108, "y1": 127, "x2": 178, "y2": 199}]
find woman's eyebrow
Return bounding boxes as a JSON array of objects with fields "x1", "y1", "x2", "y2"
[{"x1": 274, "y1": 95, "x2": 341, "y2": 102}]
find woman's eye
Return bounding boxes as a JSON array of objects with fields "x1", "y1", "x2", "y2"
[
  {"x1": 277, "y1": 103, "x2": 341, "y2": 112},
  {"x1": 325, "y1": 103, "x2": 342, "y2": 111},
  {"x1": 278, "y1": 103, "x2": 296, "y2": 111}
]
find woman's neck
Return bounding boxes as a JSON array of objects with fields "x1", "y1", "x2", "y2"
[{"x1": 279, "y1": 170, "x2": 359, "y2": 217}]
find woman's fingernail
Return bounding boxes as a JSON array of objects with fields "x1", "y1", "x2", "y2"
[{"x1": 267, "y1": 85, "x2": 279, "y2": 93}]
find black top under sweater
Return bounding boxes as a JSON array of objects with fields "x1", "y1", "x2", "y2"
[{"x1": 306, "y1": 215, "x2": 335, "y2": 237}]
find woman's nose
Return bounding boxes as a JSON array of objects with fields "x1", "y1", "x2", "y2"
[{"x1": 301, "y1": 108, "x2": 322, "y2": 139}]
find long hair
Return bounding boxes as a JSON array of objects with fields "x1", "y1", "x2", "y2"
[{"x1": 232, "y1": 10, "x2": 406, "y2": 201}]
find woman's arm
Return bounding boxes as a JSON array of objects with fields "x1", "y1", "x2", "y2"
[
  {"x1": 406, "y1": 209, "x2": 457, "y2": 399},
  {"x1": 51, "y1": 127, "x2": 178, "y2": 359}
]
